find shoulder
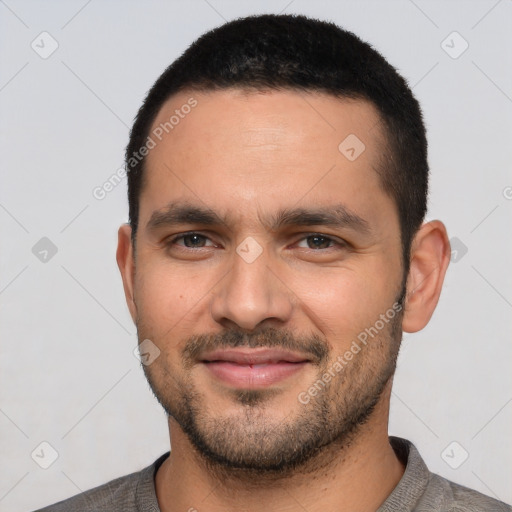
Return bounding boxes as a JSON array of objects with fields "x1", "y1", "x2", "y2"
[
  {"x1": 33, "y1": 473, "x2": 137, "y2": 512},
  {"x1": 32, "y1": 453, "x2": 169, "y2": 512},
  {"x1": 386, "y1": 437, "x2": 511, "y2": 512},
  {"x1": 426, "y1": 473, "x2": 512, "y2": 512},
  {"x1": 33, "y1": 470, "x2": 141, "y2": 512}
]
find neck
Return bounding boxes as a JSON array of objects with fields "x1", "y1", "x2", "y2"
[{"x1": 155, "y1": 384, "x2": 404, "y2": 512}]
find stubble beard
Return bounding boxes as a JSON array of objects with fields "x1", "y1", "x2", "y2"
[{"x1": 138, "y1": 303, "x2": 404, "y2": 481}]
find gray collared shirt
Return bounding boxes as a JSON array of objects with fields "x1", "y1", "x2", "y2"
[{"x1": 34, "y1": 437, "x2": 511, "y2": 511}]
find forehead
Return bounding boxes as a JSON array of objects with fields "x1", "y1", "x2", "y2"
[
  {"x1": 140, "y1": 88, "x2": 395, "y2": 233},
  {"x1": 148, "y1": 88, "x2": 384, "y2": 156}
]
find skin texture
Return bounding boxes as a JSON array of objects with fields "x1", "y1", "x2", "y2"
[{"x1": 117, "y1": 89, "x2": 451, "y2": 512}]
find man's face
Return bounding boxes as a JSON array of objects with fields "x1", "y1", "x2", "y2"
[{"x1": 127, "y1": 89, "x2": 405, "y2": 474}]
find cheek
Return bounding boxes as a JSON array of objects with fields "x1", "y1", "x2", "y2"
[
  {"x1": 294, "y1": 272, "x2": 368, "y2": 333},
  {"x1": 290, "y1": 262, "x2": 397, "y2": 340},
  {"x1": 134, "y1": 262, "x2": 204, "y2": 330}
]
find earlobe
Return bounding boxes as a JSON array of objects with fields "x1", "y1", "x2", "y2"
[
  {"x1": 402, "y1": 220, "x2": 451, "y2": 333},
  {"x1": 116, "y1": 224, "x2": 138, "y2": 324}
]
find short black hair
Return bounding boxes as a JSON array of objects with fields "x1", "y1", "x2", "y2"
[{"x1": 125, "y1": 13, "x2": 428, "y2": 277}]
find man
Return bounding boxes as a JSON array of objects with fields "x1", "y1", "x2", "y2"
[{"x1": 36, "y1": 13, "x2": 511, "y2": 512}]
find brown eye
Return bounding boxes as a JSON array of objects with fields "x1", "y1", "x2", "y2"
[
  {"x1": 169, "y1": 233, "x2": 214, "y2": 249},
  {"x1": 296, "y1": 234, "x2": 342, "y2": 250},
  {"x1": 306, "y1": 235, "x2": 332, "y2": 249}
]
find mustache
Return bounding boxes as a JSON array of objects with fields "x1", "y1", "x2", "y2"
[{"x1": 182, "y1": 326, "x2": 329, "y2": 369}]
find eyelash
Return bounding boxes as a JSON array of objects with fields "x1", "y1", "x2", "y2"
[{"x1": 166, "y1": 231, "x2": 346, "y2": 251}]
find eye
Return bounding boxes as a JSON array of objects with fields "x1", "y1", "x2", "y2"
[
  {"x1": 295, "y1": 234, "x2": 345, "y2": 250},
  {"x1": 165, "y1": 232, "x2": 346, "y2": 253},
  {"x1": 168, "y1": 232, "x2": 215, "y2": 249}
]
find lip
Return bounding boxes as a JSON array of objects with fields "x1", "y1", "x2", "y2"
[
  {"x1": 200, "y1": 348, "x2": 310, "y2": 388},
  {"x1": 201, "y1": 348, "x2": 310, "y2": 365}
]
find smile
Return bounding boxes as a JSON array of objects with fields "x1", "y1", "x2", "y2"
[{"x1": 200, "y1": 348, "x2": 310, "y2": 388}]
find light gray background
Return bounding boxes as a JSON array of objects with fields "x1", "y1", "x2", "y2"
[{"x1": 1, "y1": 1, "x2": 511, "y2": 510}]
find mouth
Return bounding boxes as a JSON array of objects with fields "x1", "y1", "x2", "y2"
[{"x1": 200, "y1": 348, "x2": 311, "y2": 389}]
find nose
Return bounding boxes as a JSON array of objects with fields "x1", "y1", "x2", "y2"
[{"x1": 209, "y1": 244, "x2": 294, "y2": 331}]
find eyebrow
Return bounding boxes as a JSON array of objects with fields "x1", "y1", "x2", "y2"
[{"x1": 146, "y1": 201, "x2": 372, "y2": 235}]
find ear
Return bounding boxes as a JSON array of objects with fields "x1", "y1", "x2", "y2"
[
  {"x1": 116, "y1": 224, "x2": 137, "y2": 324},
  {"x1": 402, "y1": 220, "x2": 451, "y2": 333}
]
